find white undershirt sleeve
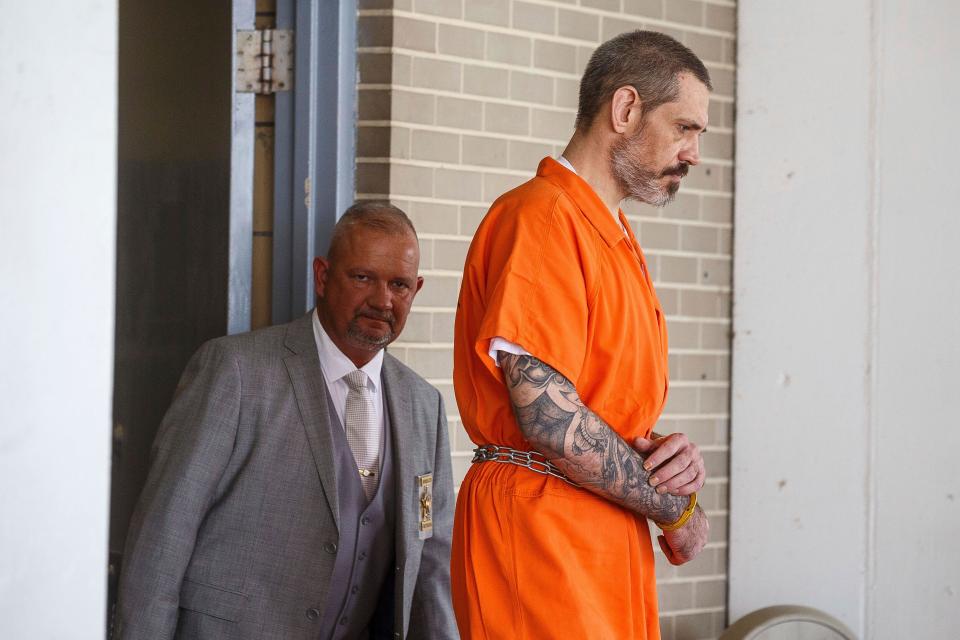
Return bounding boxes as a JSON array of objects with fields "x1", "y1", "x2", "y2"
[{"x1": 488, "y1": 337, "x2": 532, "y2": 367}]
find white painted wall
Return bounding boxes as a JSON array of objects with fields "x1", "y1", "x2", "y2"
[
  {"x1": 731, "y1": 1, "x2": 960, "y2": 638},
  {"x1": 0, "y1": 3, "x2": 117, "y2": 638},
  {"x1": 871, "y1": 1, "x2": 960, "y2": 637}
]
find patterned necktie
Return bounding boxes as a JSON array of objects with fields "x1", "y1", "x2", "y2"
[{"x1": 343, "y1": 370, "x2": 379, "y2": 500}]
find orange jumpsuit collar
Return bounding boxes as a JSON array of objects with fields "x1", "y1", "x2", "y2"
[{"x1": 536, "y1": 156, "x2": 625, "y2": 248}]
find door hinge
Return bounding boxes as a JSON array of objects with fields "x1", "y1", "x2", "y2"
[{"x1": 236, "y1": 29, "x2": 293, "y2": 94}]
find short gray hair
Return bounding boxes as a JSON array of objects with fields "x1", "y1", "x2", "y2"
[
  {"x1": 576, "y1": 30, "x2": 712, "y2": 131},
  {"x1": 327, "y1": 201, "x2": 417, "y2": 261}
]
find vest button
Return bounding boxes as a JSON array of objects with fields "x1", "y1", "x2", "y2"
[
  {"x1": 351, "y1": 585, "x2": 359, "y2": 594},
  {"x1": 323, "y1": 542, "x2": 337, "y2": 554},
  {"x1": 358, "y1": 551, "x2": 367, "y2": 560},
  {"x1": 306, "y1": 608, "x2": 320, "y2": 621},
  {"x1": 361, "y1": 516, "x2": 371, "y2": 526},
  {"x1": 339, "y1": 616, "x2": 348, "y2": 626}
]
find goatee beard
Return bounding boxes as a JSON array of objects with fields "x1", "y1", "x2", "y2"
[{"x1": 346, "y1": 313, "x2": 395, "y2": 351}]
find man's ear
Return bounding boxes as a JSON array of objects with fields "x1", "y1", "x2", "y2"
[
  {"x1": 609, "y1": 85, "x2": 642, "y2": 134},
  {"x1": 415, "y1": 276, "x2": 424, "y2": 294},
  {"x1": 312, "y1": 256, "x2": 330, "y2": 298}
]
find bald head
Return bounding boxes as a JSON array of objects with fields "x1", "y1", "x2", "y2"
[{"x1": 327, "y1": 202, "x2": 418, "y2": 264}]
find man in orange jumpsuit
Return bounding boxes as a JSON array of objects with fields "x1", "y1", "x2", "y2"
[{"x1": 452, "y1": 31, "x2": 713, "y2": 639}]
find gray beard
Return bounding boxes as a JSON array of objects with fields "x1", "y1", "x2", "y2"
[
  {"x1": 347, "y1": 320, "x2": 394, "y2": 351},
  {"x1": 610, "y1": 131, "x2": 677, "y2": 207}
]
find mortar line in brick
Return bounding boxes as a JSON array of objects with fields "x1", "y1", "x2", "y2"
[
  {"x1": 357, "y1": 121, "x2": 571, "y2": 147},
  {"x1": 368, "y1": 138, "x2": 733, "y2": 168},
  {"x1": 647, "y1": 250, "x2": 733, "y2": 260},
  {"x1": 363, "y1": 182, "x2": 737, "y2": 201},
  {"x1": 511, "y1": 0, "x2": 738, "y2": 19},
  {"x1": 625, "y1": 216, "x2": 733, "y2": 230},
  {"x1": 624, "y1": 217, "x2": 732, "y2": 229},
  {"x1": 360, "y1": 157, "x2": 532, "y2": 178},
  {"x1": 392, "y1": 342, "x2": 454, "y2": 349},
  {"x1": 405, "y1": 56, "x2": 733, "y2": 102},
  {"x1": 703, "y1": 510, "x2": 729, "y2": 518},
  {"x1": 664, "y1": 320, "x2": 731, "y2": 329},
  {"x1": 409, "y1": 306, "x2": 457, "y2": 313},
  {"x1": 355, "y1": 193, "x2": 483, "y2": 208},
  {"x1": 361, "y1": 44, "x2": 738, "y2": 86},
  {"x1": 360, "y1": 156, "x2": 735, "y2": 180},
  {"x1": 418, "y1": 269, "x2": 466, "y2": 277},
  {"x1": 704, "y1": 93, "x2": 735, "y2": 105},
  {"x1": 357, "y1": 45, "x2": 579, "y2": 79},
  {"x1": 656, "y1": 606, "x2": 726, "y2": 617},
  {"x1": 647, "y1": 282, "x2": 732, "y2": 293},
  {"x1": 660, "y1": 413, "x2": 729, "y2": 420},
  {"x1": 393, "y1": 341, "x2": 453, "y2": 352},
  {"x1": 700, "y1": 478, "x2": 729, "y2": 486},
  {"x1": 657, "y1": 575, "x2": 730, "y2": 585},
  {"x1": 668, "y1": 381, "x2": 730, "y2": 390},
  {"x1": 662, "y1": 374, "x2": 731, "y2": 384},
  {"x1": 359, "y1": 6, "x2": 737, "y2": 40},
  {"x1": 358, "y1": 119, "x2": 734, "y2": 147},
  {"x1": 669, "y1": 348, "x2": 730, "y2": 356},
  {"x1": 414, "y1": 232, "x2": 481, "y2": 241},
  {"x1": 696, "y1": 445, "x2": 730, "y2": 453},
  {"x1": 705, "y1": 56, "x2": 737, "y2": 69}
]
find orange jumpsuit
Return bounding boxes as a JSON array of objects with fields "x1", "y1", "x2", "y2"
[{"x1": 451, "y1": 157, "x2": 671, "y2": 639}]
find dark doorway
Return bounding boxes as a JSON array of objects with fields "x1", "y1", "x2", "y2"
[
  {"x1": 107, "y1": 0, "x2": 357, "y2": 634},
  {"x1": 109, "y1": 0, "x2": 233, "y2": 631}
]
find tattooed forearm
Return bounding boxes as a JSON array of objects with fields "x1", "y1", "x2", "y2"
[
  {"x1": 499, "y1": 352, "x2": 575, "y2": 457},
  {"x1": 497, "y1": 351, "x2": 686, "y2": 524},
  {"x1": 514, "y1": 393, "x2": 572, "y2": 458}
]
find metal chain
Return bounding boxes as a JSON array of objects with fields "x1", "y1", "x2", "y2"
[{"x1": 471, "y1": 445, "x2": 582, "y2": 488}]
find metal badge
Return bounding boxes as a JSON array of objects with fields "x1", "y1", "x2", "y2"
[{"x1": 417, "y1": 473, "x2": 433, "y2": 540}]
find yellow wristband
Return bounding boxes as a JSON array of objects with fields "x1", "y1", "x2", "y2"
[{"x1": 656, "y1": 492, "x2": 697, "y2": 532}]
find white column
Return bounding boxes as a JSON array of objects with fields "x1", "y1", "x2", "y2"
[
  {"x1": 731, "y1": 0, "x2": 873, "y2": 631},
  {"x1": 871, "y1": 1, "x2": 960, "y2": 637},
  {"x1": 0, "y1": 2, "x2": 117, "y2": 638},
  {"x1": 732, "y1": 1, "x2": 960, "y2": 637}
]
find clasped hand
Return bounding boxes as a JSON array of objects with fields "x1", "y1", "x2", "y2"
[
  {"x1": 632, "y1": 431, "x2": 705, "y2": 496},
  {"x1": 633, "y1": 432, "x2": 709, "y2": 565}
]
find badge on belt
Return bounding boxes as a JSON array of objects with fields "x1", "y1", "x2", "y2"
[{"x1": 417, "y1": 473, "x2": 433, "y2": 540}]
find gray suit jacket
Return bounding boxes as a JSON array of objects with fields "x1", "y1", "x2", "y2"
[{"x1": 117, "y1": 313, "x2": 458, "y2": 639}]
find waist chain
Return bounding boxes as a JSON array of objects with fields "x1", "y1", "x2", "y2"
[{"x1": 471, "y1": 444, "x2": 582, "y2": 488}]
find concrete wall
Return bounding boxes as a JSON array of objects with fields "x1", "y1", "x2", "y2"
[
  {"x1": 731, "y1": 1, "x2": 960, "y2": 637},
  {"x1": 356, "y1": 0, "x2": 738, "y2": 636},
  {"x1": 0, "y1": 2, "x2": 117, "y2": 638}
]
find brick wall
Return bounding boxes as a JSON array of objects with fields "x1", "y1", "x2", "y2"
[{"x1": 356, "y1": 1, "x2": 735, "y2": 637}]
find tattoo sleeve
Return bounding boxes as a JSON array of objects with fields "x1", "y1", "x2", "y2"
[{"x1": 498, "y1": 351, "x2": 686, "y2": 524}]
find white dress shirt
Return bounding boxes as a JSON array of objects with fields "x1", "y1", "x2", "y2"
[{"x1": 312, "y1": 310, "x2": 385, "y2": 436}]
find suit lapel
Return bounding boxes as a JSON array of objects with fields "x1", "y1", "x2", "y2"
[
  {"x1": 283, "y1": 313, "x2": 340, "y2": 533},
  {"x1": 382, "y1": 355, "x2": 414, "y2": 563}
]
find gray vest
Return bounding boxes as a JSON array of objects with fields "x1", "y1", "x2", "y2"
[{"x1": 318, "y1": 385, "x2": 396, "y2": 640}]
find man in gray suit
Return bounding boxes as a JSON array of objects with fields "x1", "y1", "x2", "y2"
[{"x1": 118, "y1": 203, "x2": 458, "y2": 639}]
